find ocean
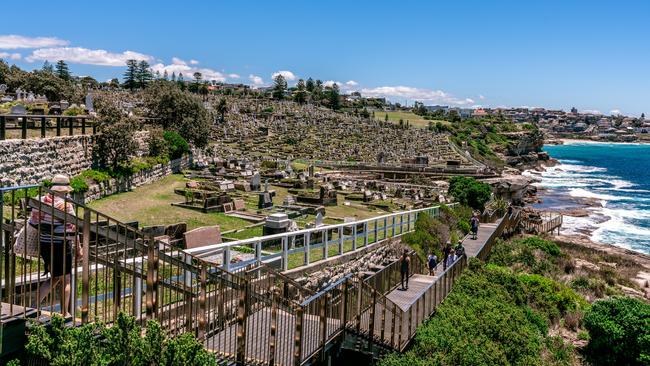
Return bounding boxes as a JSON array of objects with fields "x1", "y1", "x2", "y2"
[{"x1": 524, "y1": 140, "x2": 650, "y2": 254}]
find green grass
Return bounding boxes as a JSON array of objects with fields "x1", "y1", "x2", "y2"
[
  {"x1": 88, "y1": 175, "x2": 251, "y2": 231},
  {"x1": 375, "y1": 110, "x2": 448, "y2": 129}
]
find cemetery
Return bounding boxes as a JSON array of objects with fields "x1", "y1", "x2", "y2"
[{"x1": 0, "y1": 62, "x2": 531, "y2": 366}]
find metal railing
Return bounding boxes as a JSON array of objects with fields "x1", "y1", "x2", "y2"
[
  {"x1": 522, "y1": 211, "x2": 562, "y2": 235},
  {"x1": 186, "y1": 205, "x2": 448, "y2": 272},
  {"x1": 0, "y1": 114, "x2": 96, "y2": 140}
]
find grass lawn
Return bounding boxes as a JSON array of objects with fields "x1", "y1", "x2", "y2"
[
  {"x1": 88, "y1": 174, "x2": 251, "y2": 231},
  {"x1": 374, "y1": 110, "x2": 448, "y2": 129}
]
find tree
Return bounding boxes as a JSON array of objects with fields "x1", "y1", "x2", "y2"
[
  {"x1": 171, "y1": 71, "x2": 176, "y2": 82},
  {"x1": 216, "y1": 98, "x2": 227, "y2": 122},
  {"x1": 123, "y1": 59, "x2": 139, "y2": 91},
  {"x1": 306, "y1": 77, "x2": 315, "y2": 92},
  {"x1": 327, "y1": 83, "x2": 341, "y2": 110},
  {"x1": 21, "y1": 69, "x2": 73, "y2": 101},
  {"x1": 583, "y1": 297, "x2": 650, "y2": 366},
  {"x1": 143, "y1": 81, "x2": 211, "y2": 147},
  {"x1": 385, "y1": 113, "x2": 389, "y2": 122},
  {"x1": 108, "y1": 78, "x2": 120, "y2": 89},
  {"x1": 163, "y1": 70, "x2": 168, "y2": 80},
  {"x1": 642, "y1": 113, "x2": 646, "y2": 119},
  {"x1": 55, "y1": 60, "x2": 71, "y2": 80},
  {"x1": 136, "y1": 60, "x2": 153, "y2": 88},
  {"x1": 272, "y1": 74, "x2": 287, "y2": 100},
  {"x1": 92, "y1": 98, "x2": 137, "y2": 171},
  {"x1": 42, "y1": 60, "x2": 54, "y2": 73},
  {"x1": 294, "y1": 78, "x2": 307, "y2": 104},
  {"x1": 448, "y1": 176, "x2": 492, "y2": 210}
]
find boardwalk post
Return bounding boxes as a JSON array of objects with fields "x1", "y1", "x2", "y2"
[
  {"x1": 268, "y1": 290, "x2": 278, "y2": 366},
  {"x1": 21, "y1": 117, "x2": 27, "y2": 139},
  {"x1": 236, "y1": 282, "x2": 249, "y2": 365},
  {"x1": 338, "y1": 226, "x2": 343, "y2": 255},
  {"x1": 320, "y1": 295, "x2": 328, "y2": 359},
  {"x1": 391, "y1": 303, "x2": 397, "y2": 348},
  {"x1": 342, "y1": 278, "x2": 349, "y2": 326},
  {"x1": 198, "y1": 263, "x2": 207, "y2": 339},
  {"x1": 323, "y1": 229, "x2": 329, "y2": 260},
  {"x1": 81, "y1": 208, "x2": 90, "y2": 324},
  {"x1": 282, "y1": 236, "x2": 289, "y2": 271},
  {"x1": 380, "y1": 295, "x2": 386, "y2": 342},
  {"x1": 397, "y1": 310, "x2": 403, "y2": 349},
  {"x1": 363, "y1": 222, "x2": 368, "y2": 247},
  {"x1": 368, "y1": 289, "x2": 377, "y2": 348},
  {"x1": 304, "y1": 232, "x2": 310, "y2": 265},
  {"x1": 81, "y1": 117, "x2": 86, "y2": 135},
  {"x1": 0, "y1": 115, "x2": 5, "y2": 140},
  {"x1": 40, "y1": 116, "x2": 46, "y2": 138},
  {"x1": 56, "y1": 117, "x2": 61, "y2": 136},
  {"x1": 293, "y1": 307, "x2": 304, "y2": 366},
  {"x1": 146, "y1": 241, "x2": 159, "y2": 318}
]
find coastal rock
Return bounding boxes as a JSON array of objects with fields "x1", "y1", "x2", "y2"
[{"x1": 485, "y1": 174, "x2": 536, "y2": 206}]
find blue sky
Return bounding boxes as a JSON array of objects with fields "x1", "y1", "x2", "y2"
[{"x1": 1, "y1": 0, "x2": 649, "y2": 116}]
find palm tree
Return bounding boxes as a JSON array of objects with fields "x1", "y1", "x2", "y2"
[{"x1": 216, "y1": 98, "x2": 227, "y2": 122}]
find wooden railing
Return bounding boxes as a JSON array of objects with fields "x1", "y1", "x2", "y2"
[
  {"x1": 522, "y1": 211, "x2": 562, "y2": 235},
  {"x1": 0, "y1": 114, "x2": 96, "y2": 140}
]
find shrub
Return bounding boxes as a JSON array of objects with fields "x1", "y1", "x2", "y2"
[
  {"x1": 448, "y1": 176, "x2": 492, "y2": 210},
  {"x1": 69, "y1": 176, "x2": 89, "y2": 193},
  {"x1": 19, "y1": 312, "x2": 216, "y2": 366},
  {"x1": 163, "y1": 131, "x2": 189, "y2": 160},
  {"x1": 148, "y1": 129, "x2": 169, "y2": 159},
  {"x1": 80, "y1": 169, "x2": 111, "y2": 184},
  {"x1": 583, "y1": 297, "x2": 650, "y2": 366}
]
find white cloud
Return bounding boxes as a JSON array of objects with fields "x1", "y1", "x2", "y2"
[
  {"x1": 479, "y1": 94, "x2": 485, "y2": 100},
  {"x1": 581, "y1": 109, "x2": 602, "y2": 115},
  {"x1": 0, "y1": 52, "x2": 21, "y2": 60},
  {"x1": 360, "y1": 86, "x2": 475, "y2": 106},
  {"x1": 25, "y1": 47, "x2": 153, "y2": 66},
  {"x1": 345, "y1": 80, "x2": 358, "y2": 87},
  {"x1": 228, "y1": 73, "x2": 240, "y2": 79},
  {"x1": 189, "y1": 59, "x2": 199, "y2": 65},
  {"x1": 323, "y1": 80, "x2": 340, "y2": 88},
  {"x1": 610, "y1": 109, "x2": 622, "y2": 116},
  {"x1": 0, "y1": 35, "x2": 69, "y2": 49},
  {"x1": 151, "y1": 60, "x2": 227, "y2": 82},
  {"x1": 272, "y1": 70, "x2": 296, "y2": 81},
  {"x1": 248, "y1": 74, "x2": 264, "y2": 86}
]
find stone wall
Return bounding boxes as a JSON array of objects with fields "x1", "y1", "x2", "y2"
[
  {"x1": 81, "y1": 156, "x2": 191, "y2": 203},
  {"x1": 0, "y1": 135, "x2": 93, "y2": 186}
]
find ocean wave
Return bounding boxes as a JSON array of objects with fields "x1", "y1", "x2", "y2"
[
  {"x1": 568, "y1": 188, "x2": 631, "y2": 202},
  {"x1": 592, "y1": 214, "x2": 650, "y2": 249}
]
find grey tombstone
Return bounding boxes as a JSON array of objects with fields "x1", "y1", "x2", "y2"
[
  {"x1": 264, "y1": 179, "x2": 269, "y2": 192},
  {"x1": 315, "y1": 212, "x2": 324, "y2": 227},
  {"x1": 85, "y1": 94, "x2": 94, "y2": 112},
  {"x1": 250, "y1": 172, "x2": 261, "y2": 191},
  {"x1": 0, "y1": 84, "x2": 7, "y2": 94},
  {"x1": 26, "y1": 91, "x2": 35, "y2": 102},
  {"x1": 60, "y1": 100, "x2": 69, "y2": 110},
  {"x1": 10, "y1": 104, "x2": 26, "y2": 115}
]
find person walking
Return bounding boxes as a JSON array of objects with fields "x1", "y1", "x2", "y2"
[
  {"x1": 470, "y1": 213, "x2": 480, "y2": 240},
  {"x1": 30, "y1": 175, "x2": 82, "y2": 316},
  {"x1": 442, "y1": 241, "x2": 451, "y2": 270},
  {"x1": 427, "y1": 252, "x2": 438, "y2": 276},
  {"x1": 400, "y1": 249, "x2": 411, "y2": 290}
]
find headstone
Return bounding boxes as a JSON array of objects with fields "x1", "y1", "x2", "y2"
[
  {"x1": 184, "y1": 225, "x2": 222, "y2": 249},
  {"x1": 308, "y1": 165, "x2": 315, "y2": 178},
  {"x1": 60, "y1": 100, "x2": 69, "y2": 110},
  {"x1": 233, "y1": 199, "x2": 246, "y2": 211},
  {"x1": 315, "y1": 212, "x2": 324, "y2": 226},
  {"x1": 9, "y1": 104, "x2": 26, "y2": 115},
  {"x1": 264, "y1": 179, "x2": 269, "y2": 192},
  {"x1": 0, "y1": 84, "x2": 7, "y2": 94},
  {"x1": 85, "y1": 93, "x2": 94, "y2": 112},
  {"x1": 26, "y1": 91, "x2": 35, "y2": 102},
  {"x1": 258, "y1": 192, "x2": 273, "y2": 209},
  {"x1": 222, "y1": 202, "x2": 234, "y2": 212},
  {"x1": 250, "y1": 173, "x2": 261, "y2": 191},
  {"x1": 186, "y1": 181, "x2": 199, "y2": 189}
]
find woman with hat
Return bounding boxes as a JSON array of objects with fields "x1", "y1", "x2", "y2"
[{"x1": 29, "y1": 174, "x2": 81, "y2": 315}]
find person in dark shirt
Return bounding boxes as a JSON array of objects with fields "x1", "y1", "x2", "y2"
[{"x1": 400, "y1": 249, "x2": 411, "y2": 290}]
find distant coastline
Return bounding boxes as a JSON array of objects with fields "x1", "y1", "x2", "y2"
[{"x1": 545, "y1": 137, "x2": 650, "y2": 146}]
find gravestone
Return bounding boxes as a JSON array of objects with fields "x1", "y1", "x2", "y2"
[
  {"x1": 60, "y1": 100, "x2": 69, "y2": 110},
  {"x1": 85, "y1": 94, "x2": 94, "y2": 112},
  {"x1": 315, "y1": 212, "x2": 324, "y2": 227},
  {"x1": 250, "y1": 173, "x2": 261, "y2": 191},
  {"x1": 9, "y1": 104, "x2": 26, "y2": 115},
  {"x1": 233, "y1": 199, "x2": 246, "y2": 211},
  {"x1": 26, "y1": 92, "x2": 35, "y2": 102},
  {"x1": 308, "y1": 165, "x2": 315, "y2": 178},
  {"x1": 184, "y1": 225, "x2": 222, "y2": 249},
  {"x1": 263, "y1": 213, "x2": 290, "y2": 236},
  {"x1": 0, "y1": 84, "x2": 7, "y2": 94}
]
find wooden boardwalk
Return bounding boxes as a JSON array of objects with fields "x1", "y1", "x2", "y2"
[
  {"x1": 386, "y1": 275, "x2": 436, "y2": 312},
  {"x1": 462, "y1": 220, "x2": 500, "y2": 258}
]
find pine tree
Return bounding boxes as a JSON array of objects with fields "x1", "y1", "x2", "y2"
[
  {"x1": 273, "y1": 74, "x2": 287, "y2": 100},
  {"x1": 123, "y1": 59, "x2": 139, "y2": 91},
  {"x1": 385, "y1": 113, "x2": 389, "y2": 122},
  {"x1": 136, "y1": 60, "x2": 153, "y2": 88},
  {"x1": 328, "y1": 83, "x2": 340, "y2": 110},
  {"x1": 163, "y1": 70, "x2": 168, "y2": 80},
  {"x1": 42, "y1": 60, "x2": 54, "y2": 73},
  {"x1": 294, "y1": 79, "x2": 307, "y2": 104},
  {"x1": 306, "y1": 77, "x2": 315, "y2": 92},
  {"x1": 55, "y1": 60, "x2": 71, "y2": 80},
  {"x1": 171, "y1": 72, "x2": 176, "y2": 81}
]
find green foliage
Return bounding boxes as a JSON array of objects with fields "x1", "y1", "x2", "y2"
[
  {"x1": 448, "y1": 176, "x2": 492, "y2": 210},
  {"x1": 148, "y1": 129, "x2": 170, "y2": 158},
  {"x1": 163, "y1": 131, "x2": 189, "y2": 159},
  {"x1": 63, "y1": 106, "x2": 85, "y2": 116},
  {"x1": 583, "y1": 297, "x2": 650, "y2": 365},
  {"x1": 380, "y1": 261, "x2": 581, "y2": 366},
  {"x1": 519, "y1": 236, "x2": 561, "y2": 256},
  {"x1": 69, "y1": 176, "x2": 89, "y2": 193},
  {"x1": 144, "y1": 81, "x2": 211, "y2": 147},
  {"x1": 20, "y1": 312, "x2": 216, "y2": 366},
  {"x1": 79, "y1": 169, "x2": 112, "y2": 184}
]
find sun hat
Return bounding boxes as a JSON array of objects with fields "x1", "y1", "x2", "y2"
[{"x1": 50, "y1": 174, "x2": 73, "y2": 193}]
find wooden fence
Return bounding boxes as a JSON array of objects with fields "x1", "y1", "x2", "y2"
[{"x1": 0, "y1": 114, "x2": 96, "y2": 140}]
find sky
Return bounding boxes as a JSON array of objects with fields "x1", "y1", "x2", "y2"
[{"x1": 1, "y1": 0, "x2": 649, "y2": 116}]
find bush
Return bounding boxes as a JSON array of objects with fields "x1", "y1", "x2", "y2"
[
  {"x1": 148, "y1": 129, "x2": 169, "y2": 159},
  {"x1": 69, "y1": 176, "x2": 89, "y2": 193},
  {"x1": 448, "y1": 176, "x2": 492, "y2": 210},
  {"x1": 20, "y1": 312, "x2": 216, "y2": 366},
  {"x1": 163, "y1": 131, "x2": 189, "y2": 160},
  {"x1": 583, "y1": 297, "x2": 650, "y2": 365}
]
